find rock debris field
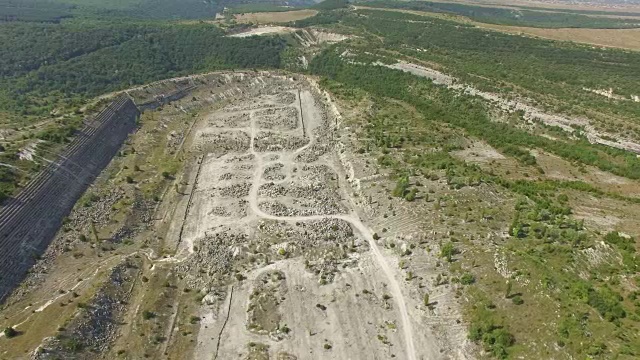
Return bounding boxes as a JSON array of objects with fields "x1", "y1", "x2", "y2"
[
  {"x1": 160, "y1": 76, "x2": 432, "y2": 360},
  {"x1": 1, "y1": 73, "x2": 467, "y2": 360}
]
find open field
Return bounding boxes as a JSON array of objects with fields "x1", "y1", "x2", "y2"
[
  {"x1": 460, "y1": 0, "x2": 640, "y2": 13},
  {"x1": 359, "y1": 1, "x2": 640, "y2": 28},
  {"x1": 232, "y1": 9, "x2": 318, "y2": 24},
  {"x1": 398, "y1": 0, "x2": 640, "y2": 15},
  {"x1": 227, "y1": 26, "x2": 297, "y2": 37},
  {"x1": 480, "y1": 23, "x2": 640, "y2": 50},
  {"x1": 357, "y1": 6, "x2": 640, "y2": 51}
]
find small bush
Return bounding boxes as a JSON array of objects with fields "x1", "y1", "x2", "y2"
[
  {"x1": 404, "y1": 188, "x2": 417, "y2": 202},
  {"x1": 587, "y1": 286, "x2": 626, "y2": 321},
  {"x1": 392, "y1": 175, "x2": 409, "y2": 197},
  {"x1": 511, "y1": 295, "x2": 524, "y2": 305},
  {"x1": 440, "y1": 242, "x2": 457, "y2": 262},
  {"x1": 469, "y1": 321, "x2": 514, "y2": 359},
  {"x1": 142, "y1": 310, "x2": 156, "y2": 320},
  {"x1": 460, "y1": 273, "x2": 475, "y2": 285},
  {"x1": 3, "y1": 327, "x2": 18, "y2": 338}
]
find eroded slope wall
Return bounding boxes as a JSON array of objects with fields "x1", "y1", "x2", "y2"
[{"x1": 0, "y1": 96, "x2": 139, "y2": 303}]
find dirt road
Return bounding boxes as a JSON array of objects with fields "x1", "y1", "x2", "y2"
[{"x1": 246, "y1": 92, "x2": 418, "y2": 360}]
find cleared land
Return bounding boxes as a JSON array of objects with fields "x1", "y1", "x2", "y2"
[
  {"x1": 228, "y1": 26, "x2": 296, "y2": 37},
  {"x1": 464, "y1": 0, "x2": 640, "y2": 13},
  {"x1": 479, "y1": 24, "x2": 640, "y2": 50},
  {"x1": 358, "y1": 6, "x2": 640, "y2": 50},
  {"x1": 0, "y1": 72, "x2": 471, "y2": 359},
  {"x1": 232, "y1": 9, "x2": 318, "y2": 24}
]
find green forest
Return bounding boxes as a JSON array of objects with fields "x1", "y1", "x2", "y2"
[
  {"x1": 0, "y1": 2, "x2": 295, "y2": 200},
  {"x1": 0, "y1": 23, "x2": 287, "y2": 118},
  {"x1": 339, "y1": 9, "x2": 640, "y2": 121},
  {"x1": 308, "y1": 50, "x2": 640, "y2": 180}
]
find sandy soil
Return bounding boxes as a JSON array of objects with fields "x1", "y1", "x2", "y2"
[
  {"x1": 479, "y1": 24, "x2": 640, "y2": 51},
  {"x1": 233, "y1": 10, "x2": 318, "y2": 24},
  {"x1": 228, "y1": 26, "x2": 297, "y2": 38}
]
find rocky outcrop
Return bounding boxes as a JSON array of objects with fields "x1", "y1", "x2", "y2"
[{"x1": 135, "y1": 85, "x2": 197, "y2": 111}]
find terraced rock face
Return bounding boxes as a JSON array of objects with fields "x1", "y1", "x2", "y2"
[{"x1": 0, "y1": 96, "x2": 138, "y2": 303}]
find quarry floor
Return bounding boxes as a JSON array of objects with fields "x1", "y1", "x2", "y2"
[{"x1": 0, "y1": 73, "x2": 472, "y2": 359}]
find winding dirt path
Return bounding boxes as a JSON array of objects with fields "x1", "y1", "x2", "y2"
[{"x1": 245, "y1": 96, "x2": 417, "y2": 360}]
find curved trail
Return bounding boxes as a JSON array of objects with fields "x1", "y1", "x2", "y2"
[
  {"x1": 3, "y1": 87, "x2": 418, "y2": 358},
  {"x1": 246, "y1": 103, "x2": 417, "y2": 360}
]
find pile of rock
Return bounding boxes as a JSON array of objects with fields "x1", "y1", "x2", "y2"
[
  {"x1": 263, "y1": 163, "x2": 286, "y2": 181},
  {"x1": 255, "y1": 107, "x2": 299, "y2": 131},
  {"x1": 216, "y1": 183, "x2": 251, "y2": 198},
  {"x1": 35, "y1": 258, "x2": 141, "y2": 358},
  {"x1": 193, "y1": 130, "x2": 250, "y2": 154}
]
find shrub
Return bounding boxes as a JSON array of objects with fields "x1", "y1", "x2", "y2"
[
  {"x1": 142, "y1": 310, "x2": 156, "y2": 320},
  {"x1": 511, "y1": 295, "x2": 524, "y2": 305},
  {"x1": 3, "y1": 327, "x2": 18, "y2": 338},
  {"x1": 440, "y1": 242, "x2": 457, "y2": 262},
  {"x1": 587, "y1": 287, "x2": 625, "y2": 322},
  {"x1": 460, "y1": 273, "x2": 475, "y2": 285},
  {"x1": 62, "y1": 337, "x2": 83, "y2": 352},
  {"x1": 404, "y1": 188, "x2": 417, "y2": 202},
  {"x1": 392, "y1": 175, "x2": 409, "y2": 197},
  {"x1": 469, "y1": 321, "x2": 514, "y2": 359}
]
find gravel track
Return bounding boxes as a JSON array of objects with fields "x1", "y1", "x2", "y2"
[{"x1": 247, "y1": 96, "x2": 417, "y2": 360}]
